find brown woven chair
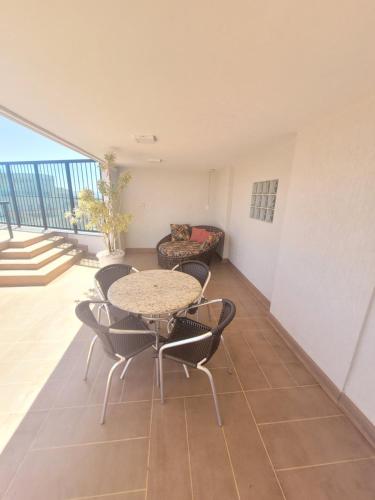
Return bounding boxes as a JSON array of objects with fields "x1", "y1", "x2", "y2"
[{"x1": 157, "y1": 225, "x2": 224, "y2": 269}]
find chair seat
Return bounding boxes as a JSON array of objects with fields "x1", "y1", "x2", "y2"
[
  {"x1": 163, "y1": 317, "x2": 212, "y2": 367},
  {"x1": 106, "y1": 303, "x2": 131, "y2": 323},
  {"x1": 109, "y1": 315, "x2": 156, "y2": 358}
]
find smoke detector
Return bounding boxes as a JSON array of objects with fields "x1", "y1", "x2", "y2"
[{"x1": 133, "y1": 134, "x2": 157, "y2": 144}]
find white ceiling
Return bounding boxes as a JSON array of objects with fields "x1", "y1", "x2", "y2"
[{"x1": 1, "y1": 1, "x2": 375, "y2": 169}]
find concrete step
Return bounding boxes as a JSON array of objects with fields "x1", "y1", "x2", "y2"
[
  {"x1": 0, "y1": 243, "x2": 74, "y2": 270},
  {"x1": 0, "y1": 249, "x2": 83, "y2": 286},
  {"x1": 0, "y1": 236, "x2": 65, "y2": 259},
  {"x1": 0, "y1": 231, "x2": 53, "y2": 249}
]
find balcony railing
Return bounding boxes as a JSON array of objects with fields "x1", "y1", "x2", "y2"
[{"x1": 0, "y1": 159, "x2": 101, "y2": 234}]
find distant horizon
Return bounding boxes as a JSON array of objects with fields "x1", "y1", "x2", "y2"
[{"x1": 0, "y1": 115, "x2": 88, "y2": 162}]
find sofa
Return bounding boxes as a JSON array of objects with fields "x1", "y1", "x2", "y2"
[{"x1": 157, "y1": 225, "x2": 224, "y2": 269}]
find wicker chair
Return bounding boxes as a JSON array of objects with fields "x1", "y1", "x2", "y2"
[
  {"x1": 157, "y1": 225, "x2": 224, "y2": 269},
  {"x1": 84, "y1": 264, "x2": 139, "y2": 383},
  {"x1": 158, "y1": 298, "x2": 236, "y2": 425},
  {"x1": 95, "y1": 264, "x2": 139, "y2": 324},
  {"x1": 76, "y1": 300, "x2": 156, "y2": 424},
  {"x1": 172, "y1": 260, "x2": 211, "y2": 317}
]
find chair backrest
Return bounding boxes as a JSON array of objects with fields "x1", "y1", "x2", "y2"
[
  {"x1": 174, "y1": 260, "x2": 210, "y2": 289},
  {"x1": 95, "y1": 264, "x2": 136, "y2": 299},
  {"x1": 75, "y1": 300, "x2": 116, "y2": 359},
  {"x1": 208, "y1": 298, "x2": 236, "y2": 360}
]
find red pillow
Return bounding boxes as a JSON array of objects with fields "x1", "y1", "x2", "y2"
[{"x1": 190, "y1": 227, "x2": 211, "y2": 243}]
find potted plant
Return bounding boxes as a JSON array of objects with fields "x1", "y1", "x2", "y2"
[{"x1": 66, "y1": 153, "x2": 132, "y2": 267}]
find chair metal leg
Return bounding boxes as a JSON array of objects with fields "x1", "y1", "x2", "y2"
[
  {"x1": 155, "y1": 357, "x2": 160, "y2": 387},
  {"x1": 159, "y1": 352, "x2": 164, "y2": 403},
  {"x1": 101, "y1": 357, "x2": 125, "y2": 424},
  {"x1": 83, "y1": 335, "x2": 98, "y2": 381},
  {"x1": 197, "y1": 362, "x2": 222, "y2": 426},
  {"x1": 207, "y1": 302, "x2": 212, "y2": 321},
  {"x1": 120, "y1": 357, "x2": 133, "y2": 380},
  {"x1": 220, "y1": 336, "x2": 233, "y2": 375},
  {"x1": 183, "y1": 364, "x2": 190, "y2": 378},
  {"x1": 97, "y1": 304, "x2": 103, "y2": 323}
]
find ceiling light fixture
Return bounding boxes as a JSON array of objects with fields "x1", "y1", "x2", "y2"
[
  {"x1": 133, "y1": 134, "x2": 157, "y2": 144},
  {"x1": 147, "y1": 158, "x2": 162, "y2": 163}
]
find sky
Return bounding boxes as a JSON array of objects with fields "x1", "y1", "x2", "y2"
[{"x1": 0, "y1": 115, "x2": 87, "y2": 162}]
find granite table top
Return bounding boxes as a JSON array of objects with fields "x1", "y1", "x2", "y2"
[{"x1": 107, "y1": 269, "x2": 202, "y2": 316}]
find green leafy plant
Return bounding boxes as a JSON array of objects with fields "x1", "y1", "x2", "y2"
[{"x1": 66, "y1": 153, "x2": 132, "y2": 253}]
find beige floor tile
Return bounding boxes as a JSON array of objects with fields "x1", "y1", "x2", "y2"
[
  {"x1": 3, "y1": 340, "x2": 71, "y2": 362},
  {"x1": 246, "y1": 386, "x2": 341, "y2": 423},
  {"x1": 283, "y1": 361, "x2": 316, "y2": 385},
  {"x1": 242, "y1": 331, "x2": 283, "y2": 364},
  {"x1": 147, "y1": 398, "x2": 191, "y2": 500},
  {"x1": 29, "y1": 378, "x2": 65, "y2": 411},
  {"x1": 52, "y1": 342, "x2": 105, "y2": 408},
  {"x1": 120, "y1": 350, "x2": 155, "y2": 403},
  {"x1": 0, "y1": 328, "x2": 29, "y2": 343},
  {"x1": 158, "y1": 366, "x2": 240, "y2": 399},
  {"x1": 0, "y1": 384, "x2": 42, "y2": 414},
  {"x1": 4, "y1": 439, "x2": 149, "y2": 500},
  {"x1": 257, "y1": 362, "x2": 297, "y2": 388},
  {"x1": 83, "y1": 493, "x2": 145, "y2": 500},
  {"x1": 0, "y1": 413, "x2": 26, "y2": 453},
  {"x1": 1, "y1": 255, "x2": 374, "y2": 500},
  {"x1": 206, "y1": 342, "x2": 233, "y2": 368},
  {"x1": 278, "y1": 459, "x2": 375, "y2": 500},
  {"x1": 219, "y1": 393, "x2": 284, "y2": 499},
  {"x1": 88, "y1": 357, "x2": 127, "y2": 405},
  {"x1": 261, "y1": 416, "x2": 374, "y2": 469},
  {"x1": 0, "y1": 343, "x2": 15, "y2": 362},
  {"x1": 33, "y1": 401, "x2": 151, "y2": 449},
  {"x1": 0, "y1": 411, "x2": 47, "y2": 497},
  {"x1": 185, "y1": 395, "x2": 239, "y2": 499},
  {"x1": 261, "y1": 330, "x2": 317, "y2": 385},
  {"x1": 224, "y1": 332, "x2": 270, "y2": 390},
  {"x1": 0, "y1": 359, "x2": 59, "y2": 386}
]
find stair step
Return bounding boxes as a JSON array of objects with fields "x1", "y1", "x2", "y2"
[
  {"x1": 0, "y1": 231, "x2": 52, "y2": 248},
  {"x1": 0, "y1": 249, "x2": 83, "y2": 286},
  {"x1": 0, "y1": 236, "x2": 65, "y2": 259},
  {"x1": 0, "y1": 243, "x2": 73, "y2": 270}
]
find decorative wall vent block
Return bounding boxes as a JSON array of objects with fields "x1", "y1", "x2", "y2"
[{"x1": 250, "y1": 179, "x2": 278, "y2": 223}]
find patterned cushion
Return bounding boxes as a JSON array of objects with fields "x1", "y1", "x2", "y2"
[
  {"x1": 159, "y1": 241, "x2": 202, "y2": 258},
  {"x1": 170, "y1": 224, "x2": 190, "y2": 242},
  {"x1": 200, "y1": 231, "x2": 222, "y2": 251}
]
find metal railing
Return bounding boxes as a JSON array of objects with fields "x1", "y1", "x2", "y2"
[
  {"x1": 0, "y1": 201, "x2": 13, "y2": 239},
  {"x1": 0, "y1": 159, "x2": 101, "y2": 234}
]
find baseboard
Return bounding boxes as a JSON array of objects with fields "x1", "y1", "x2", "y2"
[
  {"x1": 227, "y1": 260, "x2": 271, "y2": 311},
  {"x1": 229, "y1": 261, "x2": 375, "y2": 448},
  {"x1": 338, "y1": 393, "x2": 375, "y2": 449},
  {"x1": 267, "y1": 313, "x2": 341, "y2": 401}
]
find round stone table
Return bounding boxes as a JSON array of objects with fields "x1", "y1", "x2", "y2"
[{"x1": 107, "y1": 269, "x2": 202, "y2": 317}]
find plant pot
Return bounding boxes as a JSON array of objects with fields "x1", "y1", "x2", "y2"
[{"x1": 96, "y1": 249, "x2": 125, "y2": 267}]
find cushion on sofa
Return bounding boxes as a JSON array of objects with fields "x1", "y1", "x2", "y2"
[
  {"x1": 190, "y1": 227, "x2": 211, "y2": 243},
  {"x1": 170, "y1": 224, "x2": 190, "y2": 242},
  {"x1": 159, "y1": 240, "x2": 202, "y2": 258},
  {"x1": 200, "y1": 231, "x2": 222, "y2": 251}
]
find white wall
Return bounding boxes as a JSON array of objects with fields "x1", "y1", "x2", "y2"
[
  {"x1": 210, "y1": 95, "x2": 375, "y2": 423},
  {"x1": 271, "y1": 95, "x2": 375, "y2": 395},
  {"x1": 211, "y1": 166, "x2": 233, "y2": 258},
  {"x1": 344, "y1": 289, "x2": 375, "y2": 423},
  {"x1": 120, "y1": 167, "x2": 214, "y2": 248},
  {"x1": 226, "y1": 136, "x2": 295, "y2": 299}
]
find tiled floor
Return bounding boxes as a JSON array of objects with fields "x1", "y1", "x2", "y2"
[{"x1": 0, "y1": 253, "x2": 374, "y2": 499}]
